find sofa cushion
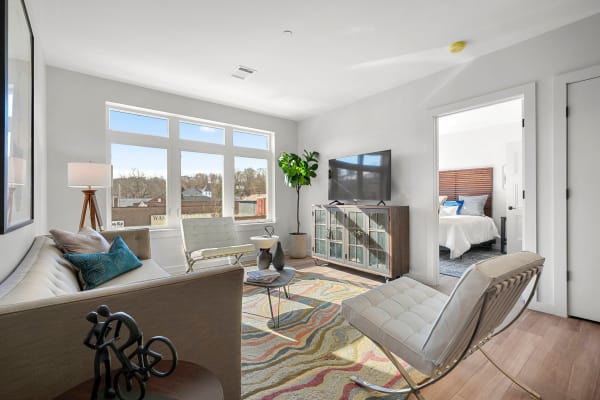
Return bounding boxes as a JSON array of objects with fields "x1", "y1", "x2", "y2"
[
  {"x1": 50, "y1": 226, "x2": 111, "y2": 255},
  {"x1": 0, "y1": 237, "x2": 81, "y2": 305},
  {"x1": 101, "y1": 228, "x2": 151, "y2": 260},
  {"x1": 96, "y1": 259, "x2": 170, "y2": 289},
  {"x1": 64, "y1": 237, "x2": 143, "y2": 290}
]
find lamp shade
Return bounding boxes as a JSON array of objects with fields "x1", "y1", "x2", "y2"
[{"x1": 68, "y1": 162, "x2": 111, "y2": 188}]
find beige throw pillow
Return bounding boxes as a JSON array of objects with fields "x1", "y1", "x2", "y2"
[{"x1": 50, "y1": 227, "x2": 110, "y2": 254}]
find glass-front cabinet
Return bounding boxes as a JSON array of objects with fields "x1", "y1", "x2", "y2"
[
  {"x1": 328, "y1": 209, "x2": 345, "y2": 262},
  {"x1": 312, "y1": 207, "x2": 346, "y2": 261},
  {"x1": 347, "y1": 209, "x2": 366, "y2": 266},
  {"x1": 311, "y1": 205, "x2": 408, "y2": 279},
  {"x1": 313, "y1": 208, "x2": 328, "y2": 258},
  {"x1": 365, "y1": 209, "x2": 389, "y2": 273}
]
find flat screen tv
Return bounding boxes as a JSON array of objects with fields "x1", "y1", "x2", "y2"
[{"x1": 328, "y1": 150, "x2": 391, "y2": 202}]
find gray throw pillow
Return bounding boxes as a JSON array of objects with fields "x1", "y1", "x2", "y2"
[
  {"x1": 459, "y1": 194, "x2": 488, "y2": 216},
  {"x1": 50, "y1": 227, "x2": 111, "y2": 254}
]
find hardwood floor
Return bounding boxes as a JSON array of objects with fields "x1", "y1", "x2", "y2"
[{"x1": 286, "y1": 257, "x2": 600, "y2": 400}]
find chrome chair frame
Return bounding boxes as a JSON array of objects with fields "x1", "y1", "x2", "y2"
[{"x1": 350, "y1": 264, "x2": 543, "y2": 400}]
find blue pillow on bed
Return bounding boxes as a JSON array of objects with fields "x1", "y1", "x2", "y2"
[
  {"x1": 443, "y1": 200, "x2": 464, "y2": 214},
  {"x1": 64, "y1": 236, "x2": 142, "y2": 290}
]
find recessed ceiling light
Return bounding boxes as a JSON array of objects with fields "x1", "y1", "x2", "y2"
[
  {"x1": 449, "y1": 41, "x2": 467, "y2": 53},
  {"x1": 231, "y1": 65, "x2": 256, "y2": 80}
]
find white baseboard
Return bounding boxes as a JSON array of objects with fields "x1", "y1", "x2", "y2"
[{"x1": 528, "y1": 300, "x2": 565, "y2": 317}]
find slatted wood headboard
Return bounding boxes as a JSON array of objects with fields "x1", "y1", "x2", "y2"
[{"x1": 439, "y1": 167, "x2": 493, "y2": 217}]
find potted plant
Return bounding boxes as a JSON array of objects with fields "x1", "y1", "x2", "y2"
[{"x1": 278, "y1": 150, "x2": 319, "y2": 258}]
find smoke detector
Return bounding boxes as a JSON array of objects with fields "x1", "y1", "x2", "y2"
[
  {"x1": 449, "y1": 41, "x2": 467, "y2": 53},
  {"x1": 231, "y1": 65, "x2": 257, "y2": 80}
]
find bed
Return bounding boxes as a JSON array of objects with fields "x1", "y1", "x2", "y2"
[{"x1": 439, "y1": 167, "x2": 500, "y2": 259}]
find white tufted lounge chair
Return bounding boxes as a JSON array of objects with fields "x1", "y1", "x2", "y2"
[
  {"x1": 181, "y1": 217, "x2": 255, "y2": 273},
  {"x1": 342, "y1": 251, "x2": 545, "y2": 400}
]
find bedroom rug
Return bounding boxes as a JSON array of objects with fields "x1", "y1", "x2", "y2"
[
  {"x1": 241, "y1": 272, "x2": 426, "y2": 400},
  {"x1": 439, "y1": 248, "x2": 503, "y2": 277}
]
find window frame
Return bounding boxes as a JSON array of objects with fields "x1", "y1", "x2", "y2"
[{"x1": 106, "y1": 103, "x2": 276, "y2": 229}]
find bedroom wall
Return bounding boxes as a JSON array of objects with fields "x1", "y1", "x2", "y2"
[
  {"x1": 46, "y1": 68, "x2": 298, "y2": 272},
  {"x1": 0, "y1": 6, "x2": 48, "y2": 282},
  {"x1": 298, "y1": 12, "x2": 600, "y2": 315},
  {"x1": 438, "y1": 122, "x2": 522, "y2": 236}
]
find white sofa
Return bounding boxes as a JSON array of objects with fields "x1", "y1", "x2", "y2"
[{"x1": 0, "y1": 228, "x2": 243, "y2": 400}]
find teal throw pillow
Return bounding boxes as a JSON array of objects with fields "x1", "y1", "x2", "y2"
[{"x1": 64, "y1": 236, "x2": 142, "y2": 290}]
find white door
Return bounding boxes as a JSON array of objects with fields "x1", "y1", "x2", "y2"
[
  {"x1": 567, "y1": 75, "x2": 600, "y2": 322},
  {"x1": 505, "y1": 140, "x2": 523, "y2": 254}
]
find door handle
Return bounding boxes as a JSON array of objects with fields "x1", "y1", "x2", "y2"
[{"x1": 508, "y1": 206, "x2": 514, "y2": 210}]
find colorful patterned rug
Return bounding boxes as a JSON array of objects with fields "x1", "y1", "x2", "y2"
[{"x1": 241, "y1": 272, "x2": 427, "y2": 400}]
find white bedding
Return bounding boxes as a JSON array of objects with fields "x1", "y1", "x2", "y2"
[{"x1": 439, "y1": 215, "x2": 500, "y2": 259}]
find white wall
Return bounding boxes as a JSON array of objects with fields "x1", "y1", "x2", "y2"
[
  {"x1": 0, "y1": 8, "x2": 47, "y2": 282},
  {"x1": 298, "y1": 13, "x2": 600, "y2": 315},
  {"x1": 438, "y1": 122, "x2": 522, "y2": 234},
  {"x1": 46, "y1": 68, "x2": 298, "y2": 271}
]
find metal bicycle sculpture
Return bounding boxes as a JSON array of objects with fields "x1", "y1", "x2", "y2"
[{"x1": 84, "y1": 305, "x2": 178, "y2": 400}]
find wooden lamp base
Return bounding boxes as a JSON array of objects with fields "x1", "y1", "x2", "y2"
[{"x1": 79, "y1": 189, "x2": 104, "y2": 231}]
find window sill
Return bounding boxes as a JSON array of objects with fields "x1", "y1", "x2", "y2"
[
  {"x1": 234, "y1": 220, "x2": 276, "y2": 231},
  {"x1": 113, "y1": 220, "x2": 277, "y2": 237}
]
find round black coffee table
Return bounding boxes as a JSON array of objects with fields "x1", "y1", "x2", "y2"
[{"x1": 244, "y1": 266, "x2": 296, "y2": 328}]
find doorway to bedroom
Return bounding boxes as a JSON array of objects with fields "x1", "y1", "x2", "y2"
[{"x1": 436, "y1": 98, "x2": 524, "y2": 278}]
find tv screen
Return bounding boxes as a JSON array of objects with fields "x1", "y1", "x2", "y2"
[{"x1": 328, "y1": 150, "x2": 391, "y2": 201}]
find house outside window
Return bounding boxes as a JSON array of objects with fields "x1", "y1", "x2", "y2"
[{"x1": 107, "y1": 104, "x2": 274, "y2": 228}]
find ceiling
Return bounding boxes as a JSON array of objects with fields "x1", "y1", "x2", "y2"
[{"x1": 27, "y1": 0, "x2": 600, "y2": 121}]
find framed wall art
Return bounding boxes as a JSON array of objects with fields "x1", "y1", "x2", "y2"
[{"x1": 1, "y1": 0, "x2": 34, "y2": 233}]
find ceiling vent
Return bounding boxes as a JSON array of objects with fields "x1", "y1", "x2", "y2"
[{"x1": 232, "y1": 65, "x2": 257, "y2": 80}]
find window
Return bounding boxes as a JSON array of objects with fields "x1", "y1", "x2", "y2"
[
  {"x1": 233, "y1": 130, "x2": 269, "y2": 150},
  {"x1": 180, "y1": 122, "x2": 224, "y2": 144},
  {"x1": 234, "y1": 157, "x2": 267, "y2": 221},
  {"x1": 107, "y1": 104, "x2": 274, "y2": 228},
  {"x1": 111, "y1": 144, "x2": 168, "y2": 227},
  {"x1": 109, "y1": 109, "x2": 168, "y2": 137},
  {"x1": 181, "y1": 151, "x2": 223, "y2": 218}
]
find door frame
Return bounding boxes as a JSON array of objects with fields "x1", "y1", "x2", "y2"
[
  {"x1": 426, "y1": 83, "x2": 537, "y2": 288},
  {"x1": 554, "y1": 64, "x2": 600, "y2": 317}
]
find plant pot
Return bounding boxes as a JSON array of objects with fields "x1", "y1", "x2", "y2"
[{"x1": 288, "y1": 233, "x2": 307, "y2": 259}]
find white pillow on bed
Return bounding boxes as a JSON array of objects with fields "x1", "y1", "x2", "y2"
[
  {"x1": 459, "y1": 194, "x2": 488, "y2": 216},
  {"x1": 438, "y1": 195, "x2": 448, "y2": 206},
  {"x1": 439, "y1": 205, "x2": 458, "y2": 216}
]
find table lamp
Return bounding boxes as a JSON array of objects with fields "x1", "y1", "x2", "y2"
[{"x1": 68, "y1": 162, "x2": 111, "y2": 231}]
